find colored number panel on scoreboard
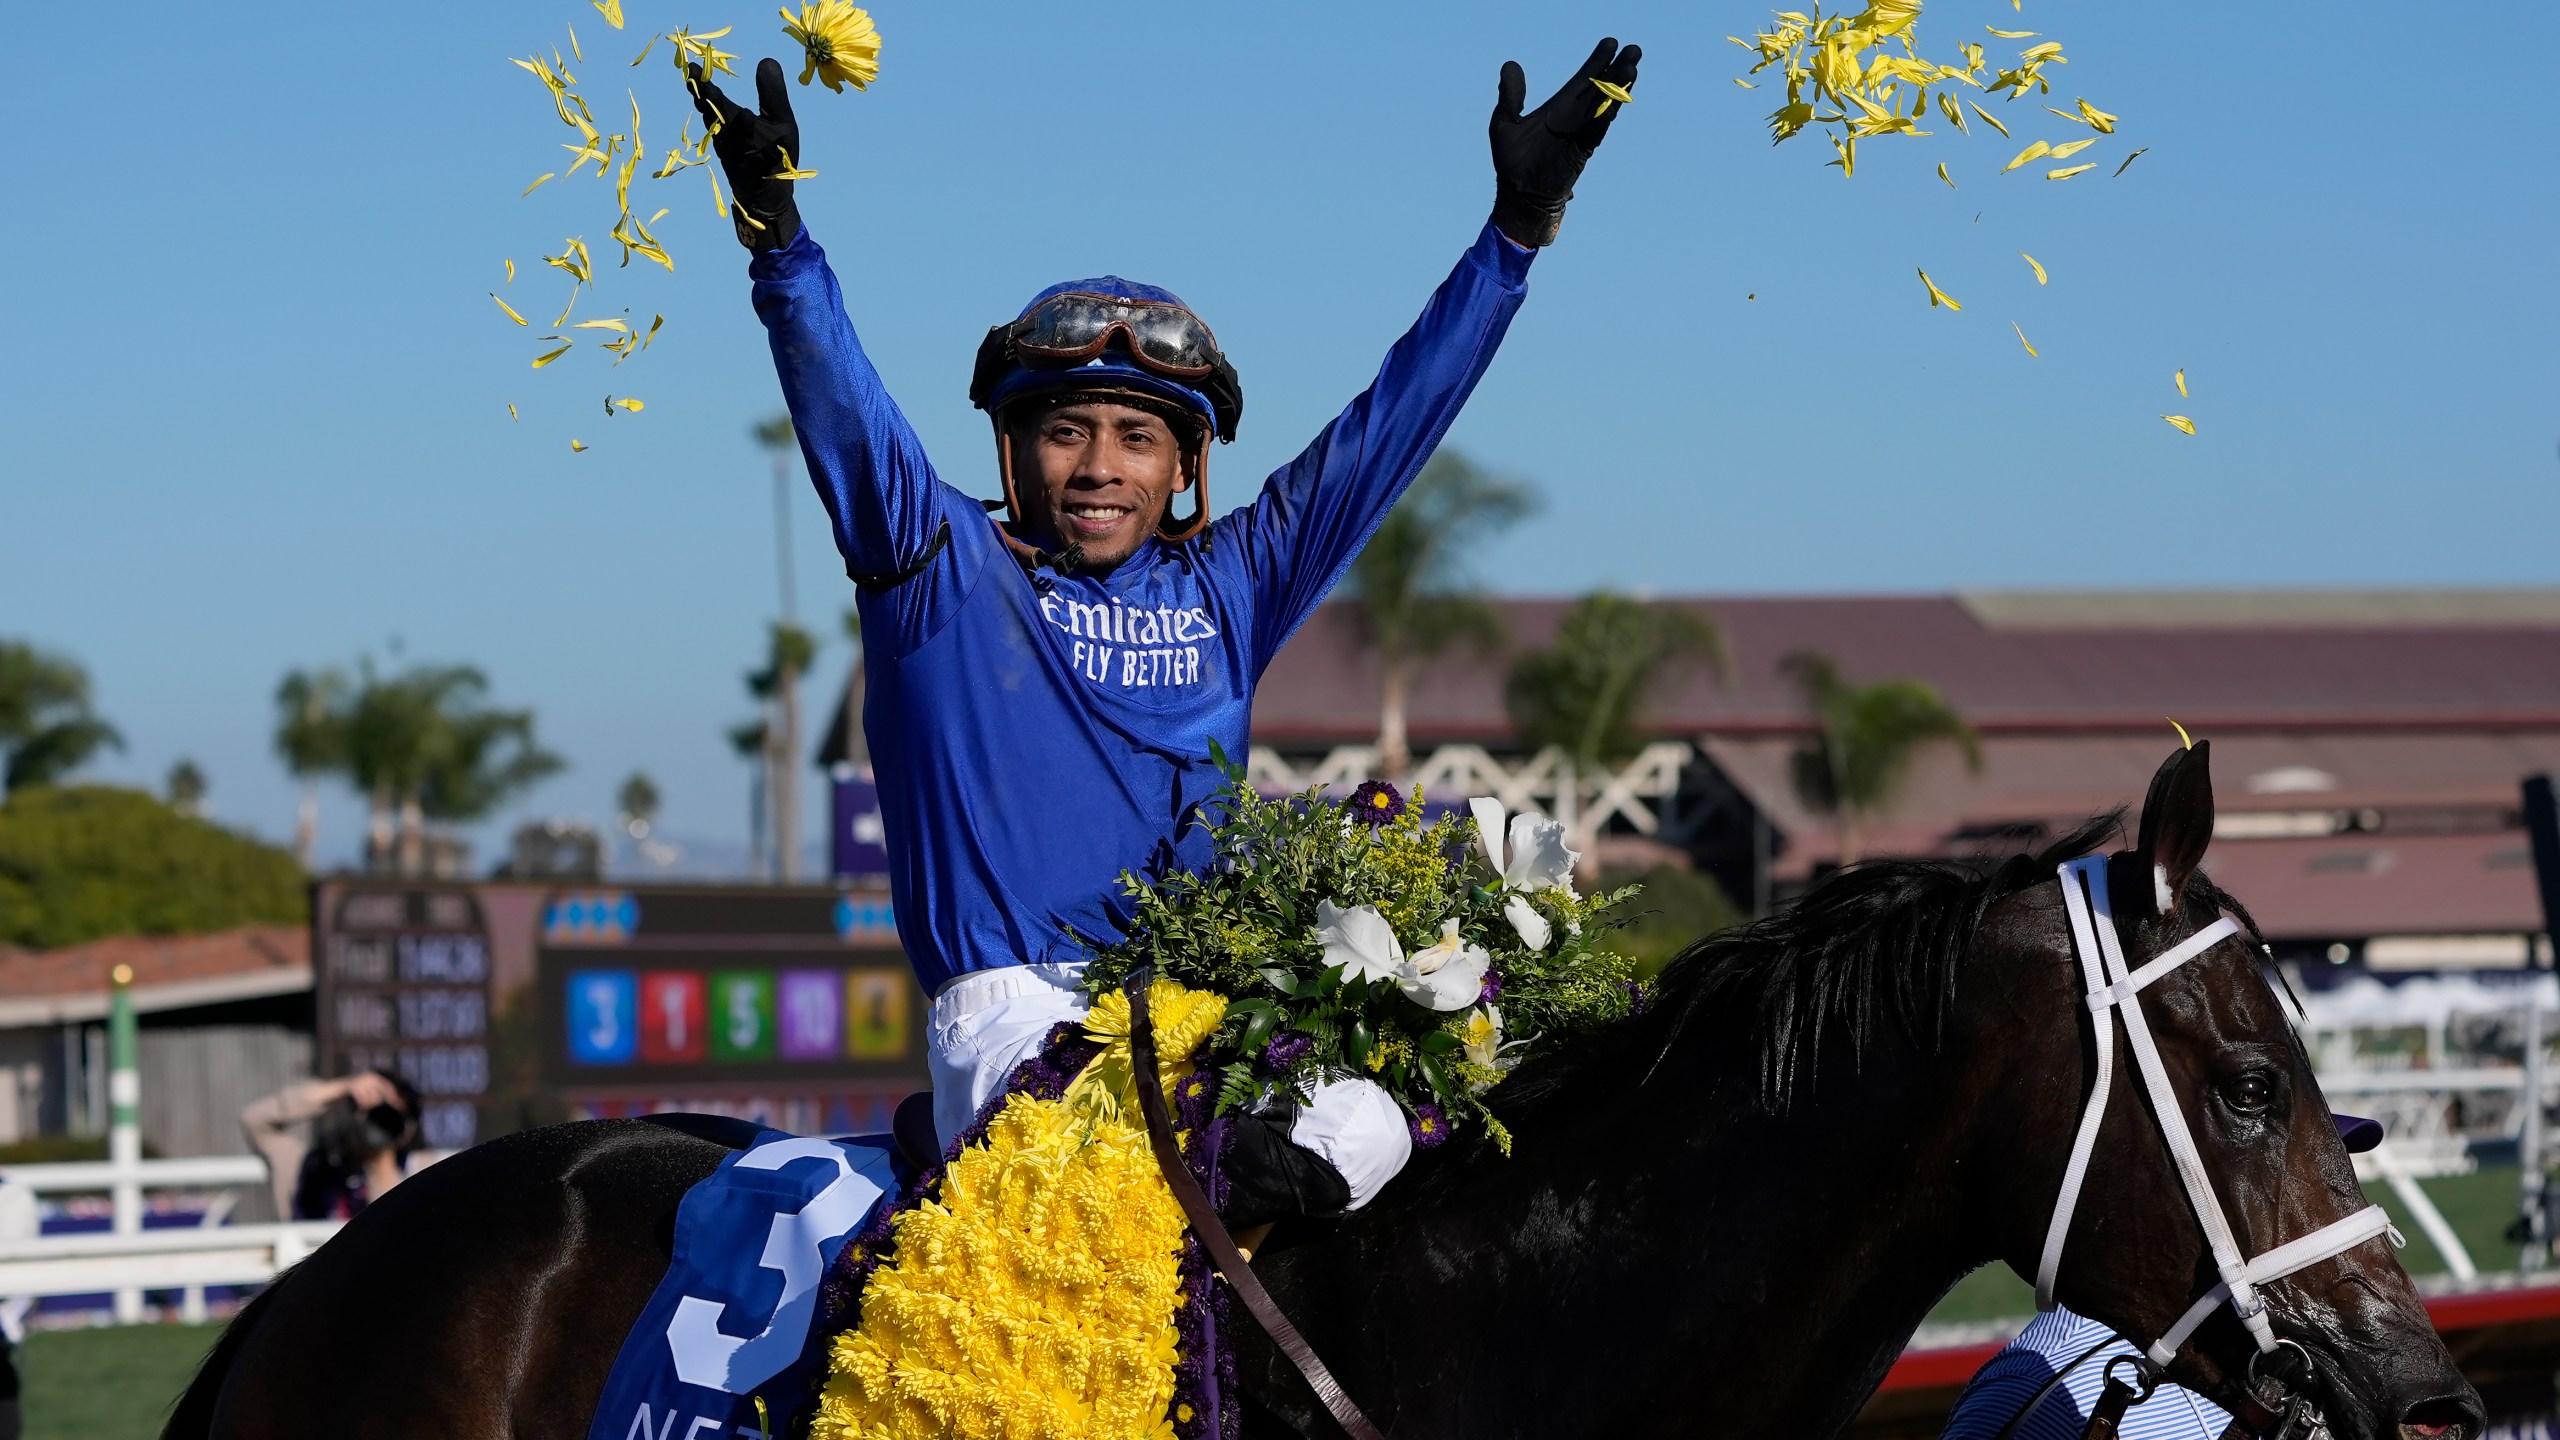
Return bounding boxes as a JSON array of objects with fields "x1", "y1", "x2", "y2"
[{"x1": 537, "y1": 886, "x2": 927, "y2": 1090}]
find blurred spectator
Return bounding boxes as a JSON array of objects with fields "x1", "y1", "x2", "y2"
[
  {"x1": 241, "y1": 1072, "x2": 426, "y2": 1220},
  {"x1": 0, "y1": 1176, "x2": 30, "y2": 1440}
]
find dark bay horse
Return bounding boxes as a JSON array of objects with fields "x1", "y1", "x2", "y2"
[{"x1": 167, "y1": 743, "x2": 2480, "y2": 1439}]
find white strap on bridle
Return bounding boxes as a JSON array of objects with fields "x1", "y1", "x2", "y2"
[{"x1": 2031, "y1": 856, "x2": 2400, "y2": 1368}]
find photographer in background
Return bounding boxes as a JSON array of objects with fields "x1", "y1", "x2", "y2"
[{"x1": 241, "y1": 1071, "x2": 424, "y2": 1221}]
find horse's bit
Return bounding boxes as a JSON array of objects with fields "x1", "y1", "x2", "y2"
[{"x1": 2031, "y1": 856, "x2": 2401, "y2": 1435}]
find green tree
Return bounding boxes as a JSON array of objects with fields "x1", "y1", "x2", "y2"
[
  {"x1": 1505, "y1": 593, "x2": 1725, "y2": 773},
  {"x1": 0, "y1": 787, "x2": 306, "y2": 948},
  {"x1": 0, "y1": 640, "x2": 122, "y2": 794},
  {"x1": 617, "y1": 771, "x2": 661, "y2": 837},
  {"x1": 1341, "y1": 451, "x2": 1534, "y2": 778},
  {"x1": 165, "y1": 759, "x2": 207, "y2": 816},
  {"x1": 1781, "y1": 650, "x2": 1981, "y2": 866},
  {"x1": 273, "y1": 667, "x2": 350, "y2": 867}
]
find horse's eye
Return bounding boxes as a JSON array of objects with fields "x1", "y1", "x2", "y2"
[{"x1": 2226, "y1": 1072, "x2": 2277, "y2": 1114}]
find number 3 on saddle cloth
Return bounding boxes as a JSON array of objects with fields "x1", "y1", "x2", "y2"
[{"x1": 588, "y1": 1131, "x2": 905, "y2": 1440}]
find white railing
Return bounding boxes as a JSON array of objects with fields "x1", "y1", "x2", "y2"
[
  {"x1": 0, "y1": 1153, "x2": 299, "y2": 1329},
  {"x1": 0, "y1": 1155, "x2": 269, "y2": 1192},
  {"x1": 0, "y1": 1221, "x2": 341, "y2": 1302},
  {"x1": 1248, "y1": 741, "x2": 1697, "y2": 844}
]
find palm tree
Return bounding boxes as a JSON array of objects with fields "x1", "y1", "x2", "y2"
[
  {"x1": 747, "y1": 622, "x2": 818, "y2": 882},
  {"x1": 313, "y1": 660, "x2": 564, "y2": 875},
  {"x1": 1341, "y1": 451, "x2": 1534, "y2": 778},
  {"x1": 0, "y1": 639, "x2": 122, "y2": 795},
  {"x1": 729, "y1": 716, "x2": 771, "y2": 879},
  {"x1": 1780, "y1": 651, "x2": 1981, "y2": 866},
  {"x1": 1506, "y1": 592, "x2": 1725, "y2": 774},
  {"x1": 273, "y1": 667, "x2": 350, "y2": 865}
]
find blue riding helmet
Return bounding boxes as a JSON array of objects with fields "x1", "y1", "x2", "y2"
[{"x1": 970, "y1": 276, "x2": 1243, "y2": 544}]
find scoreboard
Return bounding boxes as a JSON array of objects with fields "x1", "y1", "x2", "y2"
[{"x1": 537, "y1": 886, "x2": 928, "y2": 1136}]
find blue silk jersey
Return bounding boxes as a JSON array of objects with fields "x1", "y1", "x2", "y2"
[{"x1": 749, "y1": 223, "x2": 1534, "y2": 994}]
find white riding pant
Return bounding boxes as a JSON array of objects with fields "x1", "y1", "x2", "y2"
[{"x1": 928, "y1": 962, "x2": 1415, "y2": 1210}]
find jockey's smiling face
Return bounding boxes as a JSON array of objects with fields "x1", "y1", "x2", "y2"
[{"x1": 1009, "y1": 399, "x2": 1192, "y2": 570}]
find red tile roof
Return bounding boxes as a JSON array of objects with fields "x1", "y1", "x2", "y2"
[
  {"x1": 0, "y1": 926, "x2": 311, "y2": 1026},
  {"x1": 1254, "y1": 593, "x2": 2560, "y2": 744}
]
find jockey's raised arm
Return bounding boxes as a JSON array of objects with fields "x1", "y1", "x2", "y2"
[{"x1": 689, "y1": 39, "x2": 1640, "y2": 1219}]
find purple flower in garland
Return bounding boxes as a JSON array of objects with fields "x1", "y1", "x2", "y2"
[
  {"x1": 1478, "y1": 968, "x2": 1504, "y2": 1004},
  {"x1": 1408, "y1": 1102, "x2": 1450, "y2": 1149},
  {"x1": 1625, "y1": 979, "x2": 1648, "y2": 1016},
  {"x1": 1346, "y1": 780, "x2": 1405, "y2": 827},
  {"x1": 1262, "y1": 1030, "x2": 1315, "y2": 1070}
]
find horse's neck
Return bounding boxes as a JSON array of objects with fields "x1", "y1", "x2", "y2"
[{"x1": 1263, "y1": 1037, "x2": 2005, "y2": 1438}]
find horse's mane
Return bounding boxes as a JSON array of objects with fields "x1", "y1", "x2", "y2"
[{"x1": 1496, "y1": 813, "x2": 2139, "y2": 1121}]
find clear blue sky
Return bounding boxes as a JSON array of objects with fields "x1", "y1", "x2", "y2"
[{"x1": 4, "y1": 1, "x2": 2553, "y2": 868}]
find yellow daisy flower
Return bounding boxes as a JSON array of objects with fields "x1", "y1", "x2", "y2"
[{"x1": 780, "y1": 2, "x2": 881, "y2": 93}]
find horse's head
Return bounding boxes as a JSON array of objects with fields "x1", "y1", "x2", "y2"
[{"x1": 1978, "y1": 741, "x2": 2481, "y2": 1439}]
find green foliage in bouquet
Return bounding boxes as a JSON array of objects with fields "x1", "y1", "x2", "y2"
[{"x1": 1080, "y1": 752, "x2": 1641, "y2": 1151}]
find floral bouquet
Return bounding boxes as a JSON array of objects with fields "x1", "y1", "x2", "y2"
[{"x1": 1080, "y1": 759, "x2": 1642, "y2": 1151}]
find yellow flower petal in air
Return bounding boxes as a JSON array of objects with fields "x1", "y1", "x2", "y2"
[
  {"x1": 2113, "y1": 147, "x2": 2148, "y2": 177},
  {"x1": 2076, "y1": 98, "x2": 2119, "y2": 133},
  {"x1": 1938, "y1": 162, "x2": 1955, "y2": 188},
  {"x1": 569, "y1": 24, "x2": 583, "y2": 63},
  {"x1": 2045, "y1": 163, "x2": 2095, "y2": 180},
  {"x1": 2002, "y1": 139, "x2": 2050, "y2": 172},
  {"x1": 491, "y1": 293, "x2": 530, "y2": 325},
  {"x1": 613, "y1": 396, "x2": 645, "y2": 412},
  {"x1": 508, "y1": 403, "x2": 520, "y2": 423},
  {"x1": 503, "y1": 258, "x2": 515, "y2": 285},
  {"x1": 1733, "y1": 77, "x2": 1758, "y2": 88},
  {"x1": 2160, "y1": 415, "x2": 2197, "y2": 436},
  {"x1": 532, "y1": 341, "x2": 575, "y2": 369},
  {"x1": 593, "y1": 0, "x2": 623, "y2": 28},
  {"x1": 779, "y1": 2, "x2": 881, "y2": 93},
  {"x1": 2018, "y1": 43, "x2": 2065, "y2": 63},
  {"x1": 2168, "y1": 718, "x2": 2195, "y2": 750},
  {"x1": 2012, "y1": 321, "x2": 2037, "y2": 357},
  {"x1": 574, "y1": 318, "x2": 632, "y2": 333},
  {"x1": 1937, "y1": 91, "x2": 1968, "y2": 132},
  {"x1": 1970, "y1": 102, "x2": 2010, "y2": 137},
  {"x1": 2048, "y1": 137, "x2": 2096, "y2": 159},
  {"x1": 570, "y1": 438, "x2": 589, "y2": 452},
  {"x1": 522, "y1": 172, "x2": 557, "y2": 198},
  {"x1": 2174, "y1": 368, "x2": 2188, "y2": 398},
  {"x1": 2020, "y1": 251, "x2": 2047, "y2": 285},
  {"x1": 642, "y1": 315, "x2": 665, "y2": 350},
  {"x1": 1591, "y1": 78, "x2": 1635, "y2": 118},
  {"x1": 1986, "y1": 27, "x2": 2038, "y2": 38},
  {"x1": 1917, "y1": 268, "x2": 1961, "y2": 311},
  {"x1": 767, "y1": 145, "x2": 820, "y2": 181}
]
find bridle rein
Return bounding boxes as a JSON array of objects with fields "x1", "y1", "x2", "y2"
[{"x1": 2026, "y1": 855, "x2": 2402, "y2": 1433}]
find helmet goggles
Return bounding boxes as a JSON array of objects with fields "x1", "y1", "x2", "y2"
[
  {"x1": 970, "y1": 292, "x2": 1242, "y2": 444},
  {"x1": 1009, "y1": 291, "x2": 1223, "y2": 376}
]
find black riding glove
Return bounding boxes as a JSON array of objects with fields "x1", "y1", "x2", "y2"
[
  {"x1": 688, "y1": 58, "x2": 804, "y2": 252},
  {"x1": 1489, "y1": 37, "x2": 1643, "y2": 248},
  {"x1": 1219, "y1": 1097, "x2": 1353, "y2": 1230}
]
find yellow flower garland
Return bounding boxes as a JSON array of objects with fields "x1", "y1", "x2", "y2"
[{"x1": 809, "y1": 981, "x2": 1227, "y2": 1440}]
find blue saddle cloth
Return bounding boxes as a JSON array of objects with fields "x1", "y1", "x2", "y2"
[{"x1": 589, "y1": 1129, "x2": 904, "y2": 1440}]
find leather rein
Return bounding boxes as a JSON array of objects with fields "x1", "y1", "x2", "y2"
[{"x1": 1126, "y1": 970, "x2": 1387, "y2": 1440}]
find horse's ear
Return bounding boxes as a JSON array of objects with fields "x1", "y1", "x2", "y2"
[{"x1": 2134, "y1": 739, "x2": 2215, "y2": 915}]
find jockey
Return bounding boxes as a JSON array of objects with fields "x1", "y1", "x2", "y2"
[{"x1": 690, "y1": 40, "x2": 1640, "y2": 1224}]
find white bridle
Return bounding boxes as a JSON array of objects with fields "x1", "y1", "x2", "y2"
[{"x1": 2034, "y1": 855, "x2": 2402, "y2": 1369}]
